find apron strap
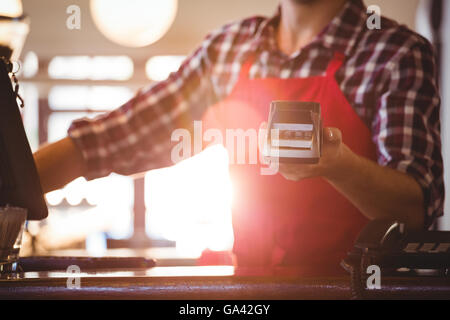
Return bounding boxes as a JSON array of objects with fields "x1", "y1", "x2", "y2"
[
  {"x1": 320, "y1": 52, "x2": 346, "y2": 116},
  {"x1": 325, "y1": 51, "x2": 345, "y2": 77},
  {"x1": 239, "y1": 55, "x2": 255, "y2": 80}
]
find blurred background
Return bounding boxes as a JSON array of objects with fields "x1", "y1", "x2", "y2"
[{"x1": 5, "y1": 0, "x2": 449, "y2": 265}]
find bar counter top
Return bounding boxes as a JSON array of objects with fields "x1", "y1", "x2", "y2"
[{"x1": 1, "y1": 266, "x2": 450, "y2": 299}]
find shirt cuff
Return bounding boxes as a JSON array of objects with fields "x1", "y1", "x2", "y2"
[
  {"x1": 67, "y1": 117, "x2": 113, "y2": 181},
  {"x1": 385, "y1": 159, "x2": 444, "y2": 229}
]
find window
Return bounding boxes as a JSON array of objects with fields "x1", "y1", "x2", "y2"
[{"x1": 48, "y1": 56, "x2": 134, "y2": 80}]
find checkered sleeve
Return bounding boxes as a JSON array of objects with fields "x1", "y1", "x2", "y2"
[
  {"x1": 372, "y1": 38, "x2": 444, "y2": 229},
  {"x1": 67, "y1": 32, "x2": 221, "y2": 180}
]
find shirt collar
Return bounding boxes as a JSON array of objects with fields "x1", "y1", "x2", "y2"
[{"x1": 252, "y1": 0, "x2": 367, "y2": 58}]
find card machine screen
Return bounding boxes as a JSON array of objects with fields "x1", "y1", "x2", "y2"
[{"x1": 264, "y1": 101, "x2": 322, "y2": 164}]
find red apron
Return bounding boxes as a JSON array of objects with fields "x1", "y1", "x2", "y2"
[{"x1": 202, "y1": 52, "x2": 376, "y2": 276}]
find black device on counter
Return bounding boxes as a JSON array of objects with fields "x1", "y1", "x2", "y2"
[
  {"x1": 17, "y1": 256, "x2": 156, "y2": 272},
  {"x1": 341, "y1": 220, "x2": 450, "y2": 299},
  {"x1": 0, "y1": 58, "x2": 48, "y2": 220},
  {"x1": 263, "y1": 101, "x2": 322, "y2": 164}
]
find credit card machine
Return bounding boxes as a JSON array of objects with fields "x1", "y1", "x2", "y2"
[
  {"x1": 341, "y1": 220, "x2": 450, "y2": 299},
  {"x1": 263, "y1": 101, "x2": 322, "y2": 164}
]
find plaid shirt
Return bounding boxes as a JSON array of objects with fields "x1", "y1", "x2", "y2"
[{"x1": 68, "y1": 0, "x2": 444, "y2": 228}]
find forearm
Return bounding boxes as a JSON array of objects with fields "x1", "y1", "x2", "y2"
[
  {"x1": 34, "y1": 137, "x2": 86, "y2": 194},
  {"x1": 326, "y1": 145, "x2": 425, "y2": 230}
]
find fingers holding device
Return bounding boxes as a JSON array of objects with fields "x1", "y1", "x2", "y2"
[{"x1": 261, "y1": 101, "x2": 346, "y2": 181}]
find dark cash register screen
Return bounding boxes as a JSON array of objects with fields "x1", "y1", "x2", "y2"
[{"x1": 0, "y1": 58, "x2": 48, "y2": 220}]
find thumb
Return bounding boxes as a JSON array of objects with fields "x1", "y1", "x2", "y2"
[{"x1": 323, "y1": 127, "x2": 342, "y2": 146}]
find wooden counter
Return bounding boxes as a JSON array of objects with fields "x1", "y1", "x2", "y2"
[{"x1": 1, "y1": 266, "x2": 449, "y2": 299}]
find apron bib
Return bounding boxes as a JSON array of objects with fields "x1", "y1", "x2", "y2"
[{"x1": 202, "y1": 52, "x2": 376, "y2": 276}]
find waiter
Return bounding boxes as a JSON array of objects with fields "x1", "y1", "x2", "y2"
[{"x1": 35, "y1": 0, "x2": 444, "y2": 275}]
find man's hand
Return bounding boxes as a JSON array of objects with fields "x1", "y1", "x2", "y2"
[
  {"x1": 278, "y1": 126, "x2": 348, "y2": 181},
  {"x1": 259, "y1": 121, "x2": 425, "y2": 230},
  {"x1": 34, "y1": 137, "x2": 86, "y2": 193},
  {"x1": 259, "y1": 122, "x2": 351, "y2": 181}
]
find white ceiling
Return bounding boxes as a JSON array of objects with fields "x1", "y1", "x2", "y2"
[{"x1": 21, "y1": 0, "x2": 418, "y2": 61}]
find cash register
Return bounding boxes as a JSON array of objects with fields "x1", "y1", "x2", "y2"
[{"x1": 341, "y1": 220, "x2": 450, "y2": 299}]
